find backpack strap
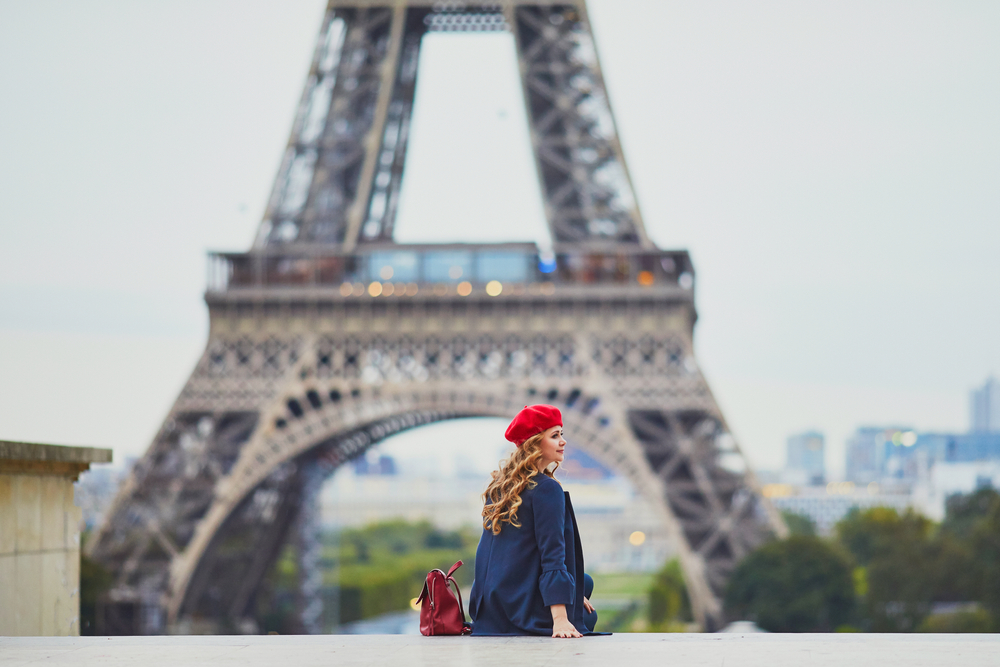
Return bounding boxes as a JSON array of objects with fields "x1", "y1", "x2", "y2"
[
  {"x1": 444, "y1": 561, "x2": 468, "y2": 627},
  {"x1": 415, "y1": 578, "x2": 429, "y2": 605}
]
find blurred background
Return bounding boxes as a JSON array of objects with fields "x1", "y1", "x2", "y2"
[{"x1": 2, "y1": 0, "x2": 1000, "y2": 634}]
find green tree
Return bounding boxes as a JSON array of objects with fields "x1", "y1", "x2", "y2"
[
  {"x1": 941, "y1": 488, "x2": 1000, "y2": 541},
  {"x1": 647, "y1": 559, "x2": 691, "y2": 630},
  {"x1": 970, "y1": 498, "x2": 1000, "y2": 630},
  {"x1": 724, "y1": 536, "x2": 855, "y2": 632},
  {"x1": 836, "y1": 507, "x2": 937, "y2": 632},
  {"x1": 781, "y1": 511, "x2": 817, "y2": 537},
  {"x1": 931, "y1": 531, "x2": 977, "y2": 603},
  {"x1": 938, "y1": 488, "x2": 999, "y2": 608},
  {"x1": 917, "y1": 609, "x2": 993, "y2": 633},
  {"x1": 79, "y1": 532, "x2": 113, "y2": 635}
]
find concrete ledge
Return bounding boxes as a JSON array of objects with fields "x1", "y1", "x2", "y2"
[
  {"x1": 1, "y1": 633, "x2": 998, "y2": 666},
  {"x1": 0, "y1": 441, "x2": 113, "y2": 464},
  {"x1": 0, "y1": 440, "x2": 112, "y2": 478}
]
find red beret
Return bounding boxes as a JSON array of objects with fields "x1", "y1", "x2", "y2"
[{"x1": 505, "y1": 404, "x2": 563, "y2": 446}]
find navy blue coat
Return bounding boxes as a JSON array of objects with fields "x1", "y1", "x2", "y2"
[{"x1": 469, "y1": 475, "x2": 587, "y2": 635}]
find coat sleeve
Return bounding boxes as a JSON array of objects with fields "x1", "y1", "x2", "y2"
[{"x1": 532, "y1": 478, "x2": 576, "y2": 607}]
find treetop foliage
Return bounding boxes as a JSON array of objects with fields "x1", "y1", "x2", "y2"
[
  {"x1": 725, "y1": 490, "x2": 1000, "y2": 633},
  {"x1": 725, "y1": 535, "x2": 855, "y2": 632}
]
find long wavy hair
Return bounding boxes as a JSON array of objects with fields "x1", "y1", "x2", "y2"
[{"x1": 482, "y1": 432, "x2": 560, "y2": 535}]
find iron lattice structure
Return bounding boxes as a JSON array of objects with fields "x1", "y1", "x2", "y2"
[{"x1": 89, "y1": 0, "x2": 785, "y2": 634}]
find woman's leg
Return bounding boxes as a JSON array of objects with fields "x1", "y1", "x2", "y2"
[{"x1": 583, "y1": 573, "x2": 598, "y2": 632}]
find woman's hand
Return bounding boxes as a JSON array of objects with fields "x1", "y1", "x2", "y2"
[
  {"x1": 583, "y1": 597, "x2": 594, "y2": 614},
  {"x1": 552, "y1": 617, "x2": 582, "y2": 638},
  {"x1": 549, "y1": 604, "x2": 583, "y2": 638}
]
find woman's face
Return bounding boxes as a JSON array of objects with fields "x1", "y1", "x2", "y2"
[{"x1": 537, "y1": 425, "x2": 567, "y2": 469}]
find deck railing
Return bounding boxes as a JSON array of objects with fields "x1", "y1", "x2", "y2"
[{"x1": 206, "y1": 244, "x2": 694, "y2": 295}]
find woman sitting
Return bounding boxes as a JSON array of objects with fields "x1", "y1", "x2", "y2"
[{"x1": 469, "y1": 405, "x2": 600, "y2": 637}]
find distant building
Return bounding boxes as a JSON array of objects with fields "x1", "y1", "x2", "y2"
[
  {"x1": 785, "y1": 431, "x2": 825, "y2": 485},
  {"x1": 353, "y1": 454, "x2": 397, "y2": 476},
  {"x1": 763, "y1": 483, "x2": 912, "y2": 535},
  {"x1": 845, "y1": 427, "x2": 915, "y2": 484},
  {"x1": 839, "y1": 425, "x2": 1000, "y2": 520},
  {"x1": 909, "y1": 432, "x2": 1000, "y2": 467},
  {"x1": 923, "y1": 460, "x2": 1000, "y2": 520},
  {"x1": 971, "y1": 377, "x2": 1000, "y2": 433},
  {"x1": 846, "y1": 427, "x2": 1000, "y2": 483}
]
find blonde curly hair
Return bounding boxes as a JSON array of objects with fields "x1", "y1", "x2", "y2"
[{"x1": 482, "y1": 432, "x2": 560, "y2": 535}]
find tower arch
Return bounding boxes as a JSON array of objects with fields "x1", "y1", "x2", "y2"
[{"x1": 167, "y1": 379, "x2": 662, "y2": 626}]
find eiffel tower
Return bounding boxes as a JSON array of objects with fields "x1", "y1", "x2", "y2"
[{"x1": 89, "y1": 0, "x2": 785, "y2": 634}]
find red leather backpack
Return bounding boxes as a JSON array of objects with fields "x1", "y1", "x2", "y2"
[{"x1": 416, "y1": 560, "x2": 471, "y2": 636}]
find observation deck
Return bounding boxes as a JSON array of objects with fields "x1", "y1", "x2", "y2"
[{"x1": 206, "y1": 244, "x2": 696, "y2": 303}]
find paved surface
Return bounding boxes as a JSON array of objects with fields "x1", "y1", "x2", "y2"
[{"x1": 2, "y1": 633, "x2": 998, "y2": 666}]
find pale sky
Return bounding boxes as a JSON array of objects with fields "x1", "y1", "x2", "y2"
[{"x1": 1, "y1": 0, "x2": 998, "y2": 478}]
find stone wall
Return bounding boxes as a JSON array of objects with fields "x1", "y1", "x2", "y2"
[
  {"x1": 0, "y1": 441, "x2": 111, "y2": 636},
  {"x1": 0, "y1": 473, "x2": 83, "y2": 636}
]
